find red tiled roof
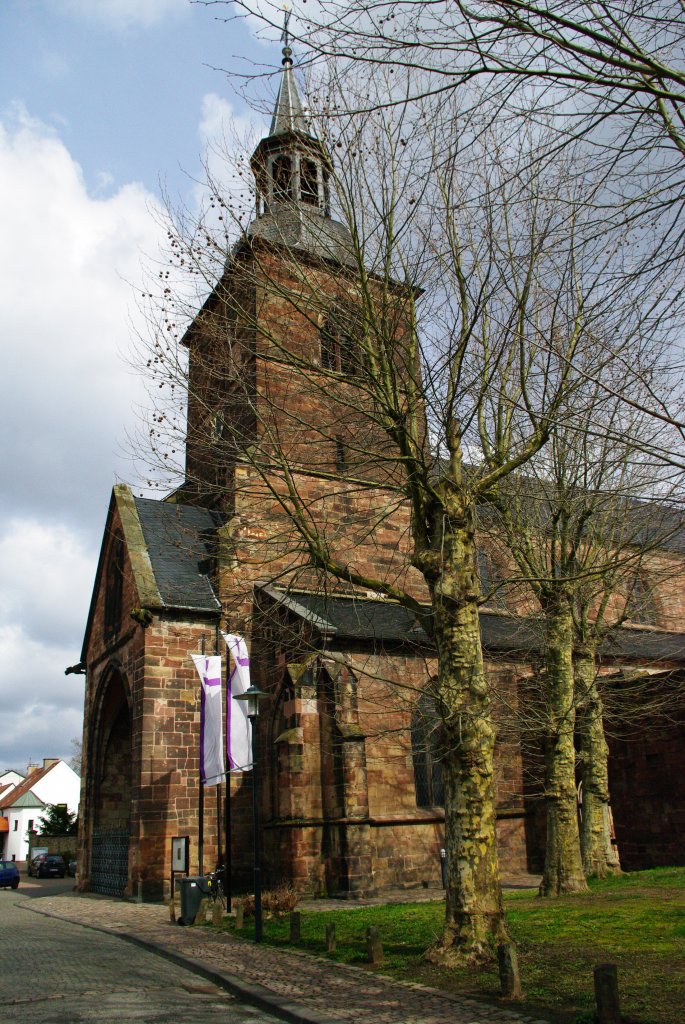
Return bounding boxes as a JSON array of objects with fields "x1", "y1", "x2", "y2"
[{"x1": 0, "y1": 763, "x2": 55, "y2": 808}]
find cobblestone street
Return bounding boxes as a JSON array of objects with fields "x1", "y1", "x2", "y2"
[
  {"x1": 0, "y1": 892, "x2": 281, "y2": 1024},
  {"x1": 15, "y1": 890, "x2": 552, "y2": 1024}
]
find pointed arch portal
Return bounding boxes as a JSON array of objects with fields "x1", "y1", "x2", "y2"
[{"x1": 88, "y1": 668, "x2": 132, "y2": 896}]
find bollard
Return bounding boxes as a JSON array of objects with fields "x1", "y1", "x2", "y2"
[
  {"x1": 497, "y1": 942, "x2": 522, "y2": 999},
  {"x1": 325, "y1": 923, "x2": 336, "y2": 953},
  {"x1": 193, "y1": 897, "x2": 209, "y2": 926},
  {"x1": 168, "y1": 898, "x2": 177, "y2": 924},
  {"x1": 212, "y1": 900, "x2": 223, "y2": 927},
  {"x1": 290, "y1": 911, "x2": 301, "y2": 942},
  {"x1": 366, "y1": 925, "x2": 383, "y2": 965},
  {"x1": 594, "y1": 963, "x2": 621, "y2": 1024},
  {"x1": 234, "y1": 899, "x2": 244, "y2": 930}
]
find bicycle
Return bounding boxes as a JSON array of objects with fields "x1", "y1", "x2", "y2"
[{"x1": 206, "y1": 866, "x2": 227, "y2": 911}]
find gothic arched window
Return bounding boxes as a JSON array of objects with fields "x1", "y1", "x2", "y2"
[
  {"x1": 321, "y1": 305, "x2": 363, "y2": 376},
  {"x1": 104, "y1": 532, "x2": 125, "y2": 637},
  {"x1": 626, "y1": 572, "x2": 658, "y2": 626},
  {"x1": 411, "y1": 693, "x2": 444, "y2": 808},
  {"x1": 477, "y1": 548, "x2": 509, "y2": 610}
]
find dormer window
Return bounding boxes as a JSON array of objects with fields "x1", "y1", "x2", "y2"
[
  {"x1": 301, "y1": 159, "x2": 319, "y2": 205},
  {"x1": 272, "y1": 155, "x2": 293, "y2": 200}
]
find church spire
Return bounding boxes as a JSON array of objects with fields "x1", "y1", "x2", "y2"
[
  {"x1": 246, "y1": 21, "x2": 355, "y2": 266},
  {"x1": 270, "y1": 15, "x2": 307, "y2": 136}
]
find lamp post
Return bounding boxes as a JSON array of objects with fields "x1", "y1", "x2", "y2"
[{"x1": 234, "y1": 683, "x2": 267, "y2": 942}]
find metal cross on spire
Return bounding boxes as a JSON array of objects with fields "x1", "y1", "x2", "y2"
[{"x1": 281, "y1": 6, "x2": 291, "y2": 53}]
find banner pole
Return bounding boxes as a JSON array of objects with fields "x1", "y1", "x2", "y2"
[
  {"x1": 224, "y1": 635, "x2": 232, "y2": 907},
  {"x1": 198, "y1": 633, "x2": 205, "y2": 876}
]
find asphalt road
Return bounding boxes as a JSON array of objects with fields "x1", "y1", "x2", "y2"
[{"x1": 0, "y1": 890, "x2": 282, "y2": 1024}]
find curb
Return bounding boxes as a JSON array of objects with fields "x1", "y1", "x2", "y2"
[
  {"x1": 21, "y1": 898, "x2": 552, "y2": 1024},
  {"x1": 21, "y1": 899, "x2": 345, "y2": 1024}
]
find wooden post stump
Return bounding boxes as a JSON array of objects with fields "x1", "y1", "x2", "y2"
[
  {"x1": 366, "y1": 926, "x2": 383, "y2": 965},
  {"x1": 212, "y1": 901, "x2": 223, "y2": 927},
  {"x1": 594, "y1": 963, "x2": 621, "y2": 1024},
  {"x1": 193, "y1": 898, "x2": 208, "y2": 925},
  {"x1": 290, "y1": 911, "x2": 301, "y2": 942},
  {"x1": 497, "y1": 942, "x2": 522, "y2": 999},
  {"x1": 325, "y1": 923, "x2": 336, "y2": 953},
  {"x1": 234, "y1": 899, "x2": 244, "y2": 930},
  {"x1": 168, "y1": 898, "x2": 177, "y2": 924}
]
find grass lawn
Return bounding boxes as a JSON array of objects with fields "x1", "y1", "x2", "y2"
[{"x1": 215, "y1": 867, "x2": 685, "y2": 1024}]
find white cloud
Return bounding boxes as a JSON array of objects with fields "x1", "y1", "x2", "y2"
[
  {"x1": 54, "y1": 0, "x2": 190, "y2": 31},
  {"x1": 0, "y1": 520, "x2": 94, "y2": 647},
  {"x1": 0, "y1": 104, "x2": 168, "y2": 769},
  {"x1": 0, "y1": 90, "x2": 268, "y2": 771},
  {"x1": 195, "y1": 92, "x2": 265, "y2": 219},
  {"x1": 0, "y1": 102, "x2": 165, "y2": 532},
  {"x1": 0, "y1": 625, "x2": 84, "y2": 769}
]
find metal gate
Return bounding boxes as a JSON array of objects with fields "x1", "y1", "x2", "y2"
[{"x1": 90, "y1": 827, "x2": 129, "y2": 897}]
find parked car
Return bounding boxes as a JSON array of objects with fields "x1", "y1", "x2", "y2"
[
  {"x1": 0, "y1": 860, "x2": 20, "y2": 889},
  {"x1": 67, "y1": 859, "x2": 77, "y2": 877},
  {"x1": 28, "y1": 854, "x2": 66, "y2": 878}
]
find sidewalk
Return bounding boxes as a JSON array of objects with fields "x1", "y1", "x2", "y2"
[{"x1": 23, "y1": 890, "x2": 550, "y2": 1024}]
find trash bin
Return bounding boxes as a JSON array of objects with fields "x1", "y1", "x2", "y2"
[
  {"x1": 177, "y1": 875, "x2": 212, "y2": 926},
  {"x1": 440, "y1": 848, "x2": 447, "y2": 889}
]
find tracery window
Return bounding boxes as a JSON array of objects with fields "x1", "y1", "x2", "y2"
[
  {"x1": 104, "y1": 531, "x2": 125, "y2": 637},
  {"x1": 477, "y1": 548, "x2": 509, "y2": 610},
  {"x1": 411, "y1": 693, "x2": 444, "y2": 808},
  {"x1": 626, "y1": 572, "x2": 658, "y2": 626},
  {"x1": 320, "y1": 305, "x2": 363, "y2": 375}
]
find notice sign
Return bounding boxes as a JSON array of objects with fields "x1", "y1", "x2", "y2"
[{"x1": 171, "y1": 836, "x2": 189, "y2": 875}]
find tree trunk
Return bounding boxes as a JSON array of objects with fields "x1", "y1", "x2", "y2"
[
  {"x1": 575, "y1": 648, "x2": 621, "y2": 879},
  {"x1": 539, "y1": 601, "x2": 588, "y2": 896},
  {"x1": 417, "y1": 514, "x2": 509, "y2": 964}
]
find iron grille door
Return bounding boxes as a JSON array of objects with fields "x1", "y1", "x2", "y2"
[{"x1": 90, "y1": 827, "x2": 129, "y2": 897}]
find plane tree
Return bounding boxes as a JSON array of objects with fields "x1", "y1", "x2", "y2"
[{"x1": 136, "y1": 74, "x2": 675, "y2": 959}]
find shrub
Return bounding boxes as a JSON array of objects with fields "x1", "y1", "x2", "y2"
[{"x1": 241, "y1": 883, "x2": 299, "y2": 919}]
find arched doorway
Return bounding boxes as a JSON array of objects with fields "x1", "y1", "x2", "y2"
[{"x1": 89, "y1": 668, "x2": 132, "y2": 896}]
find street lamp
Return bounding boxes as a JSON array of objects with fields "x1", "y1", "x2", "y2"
[{"x1": 234, "y1": 683, "x2": 268, "y2": 942}]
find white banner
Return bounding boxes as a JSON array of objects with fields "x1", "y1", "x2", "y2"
[
  {"x1": 191, "y1": 654, "x2": 225, "y2": 787},
  {"x1": 223, "y1": 633, "x2": 253, "y2": 771}
]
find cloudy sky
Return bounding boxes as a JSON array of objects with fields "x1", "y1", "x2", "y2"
[{"x1": 0, "y1": 0, "x2": 278, "y2": 772}]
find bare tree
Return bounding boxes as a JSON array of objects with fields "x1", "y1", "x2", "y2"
[
  {"x1": 135, "y1": 66, "x2": 675, "y2": 960},
  {"x1": 487, "y1": 353, "x2": 682, "y2": 892},
  {"x1": 213, "y1": 0, "x2": 685, "y2": 446}
]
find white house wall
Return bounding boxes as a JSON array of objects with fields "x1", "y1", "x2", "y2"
[
  {"x1": 30, "y1": 762, "x2": 80, "y2": 814},
  {"x1": 2, "y1": 804, "x2": 43, "y2": 862}
]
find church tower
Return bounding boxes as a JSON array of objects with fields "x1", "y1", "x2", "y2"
[{"x1": 183, "y1": 40, "x2": 367, "y2": 507}]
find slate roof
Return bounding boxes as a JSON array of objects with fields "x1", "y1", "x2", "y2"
[
  {"x1": 133, "y1": 497, "x2": 221, "y2": 614},
  {"x1": 259, "y1": 587, "x2": 685, "y2": 664},
  {"x1": 248, "y1": 206, "x2": 357, "y2": 269},
  {"x1": 270, "y1": 61, "x2": 307, "y2": 136}
]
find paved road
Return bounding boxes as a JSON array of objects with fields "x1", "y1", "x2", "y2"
[{"x1": 0, "y1": 891, "x2": 281, "y2": 1024}]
